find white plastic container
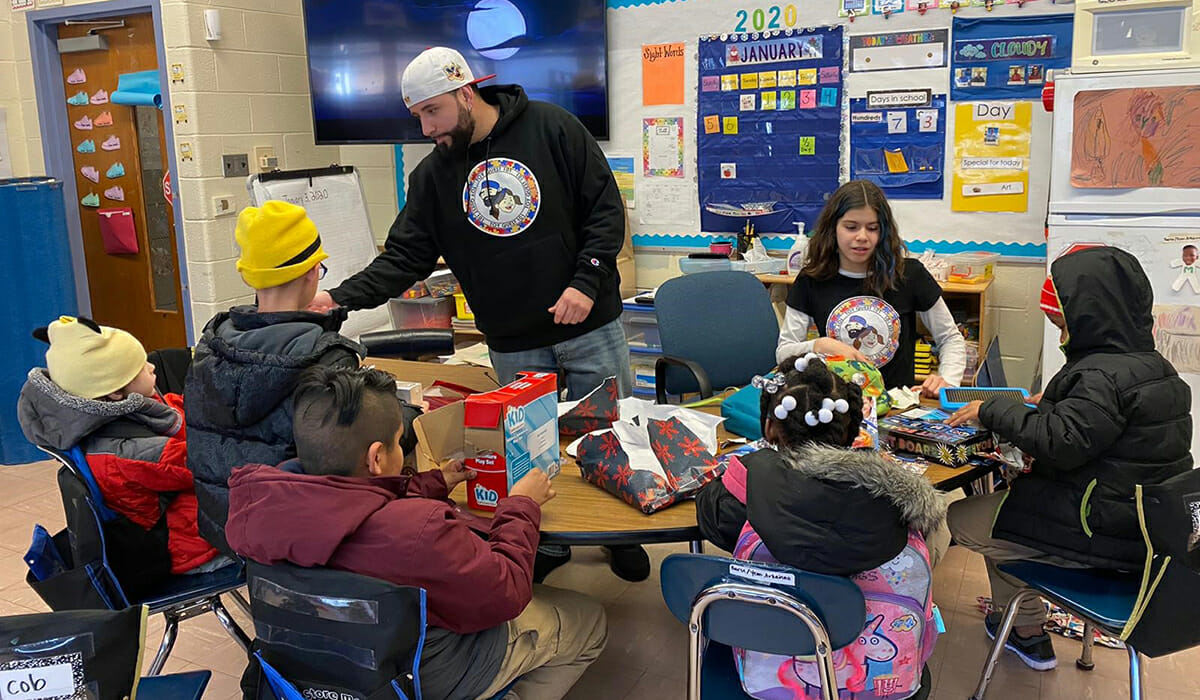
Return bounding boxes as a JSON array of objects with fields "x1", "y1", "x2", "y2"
[{"x1": 948, "y1": 252, "x2": 999, "y2": 282}]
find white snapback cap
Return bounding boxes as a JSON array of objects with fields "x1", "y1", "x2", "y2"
[{"x1": 401, "y1": 47, "x2": 496, "y2": 108}]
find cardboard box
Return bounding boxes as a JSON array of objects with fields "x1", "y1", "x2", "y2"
[
  {"x1": 368, "y1": 359, "x2": 500, "y2": 393},
  {"x1": 880, "y1": 408, "x2": 994, "y2": 467},
  {"x1": 413, "y1": 372, "x2": 560, "y2": 511}
]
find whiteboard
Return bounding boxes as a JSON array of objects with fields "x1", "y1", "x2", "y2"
[
  {"x1": 248, "y1": 168, "x2": 393, "y2": 339},
  {"x1": 1049, "y1": 67, "x2": 1200, "y2": 216}
]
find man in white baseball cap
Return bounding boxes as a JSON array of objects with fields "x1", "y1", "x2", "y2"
[
  {"x1": 399, "y1": 46, "x2": 496, "y2": 155},
  {"x1": 311, "y1": 46, "x2": 650, "y2": 586}
]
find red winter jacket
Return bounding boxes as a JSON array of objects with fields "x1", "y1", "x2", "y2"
[
  {"x1": 17, "y1": 369, "x2": 221, "y2": 574},
  {"x1": 225, "y1": 463, "x2": 541, "y2": 634}
]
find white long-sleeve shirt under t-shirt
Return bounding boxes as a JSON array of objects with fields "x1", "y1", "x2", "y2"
[{"x1": 776, "y1": 266, "x2": 968, "y2": 387}]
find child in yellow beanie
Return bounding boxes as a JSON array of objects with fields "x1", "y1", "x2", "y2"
[
  {"x1": 184, "y1": 200, "x2": 364, "y2": 556},
  {"x1": 17, "y1": 317, "x2": 226, "y2": 596}
]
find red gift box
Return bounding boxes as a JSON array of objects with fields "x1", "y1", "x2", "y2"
[{"x1": 97, "y1": 208, "x2": 138, "y2": 255}]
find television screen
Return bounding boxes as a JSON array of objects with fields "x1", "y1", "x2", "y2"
[{"x1": 301, "y1": 0, "x2": 609, "y2": 144}]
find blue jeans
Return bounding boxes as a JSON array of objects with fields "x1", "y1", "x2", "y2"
[{"x1": 489, "y1": 319, "x2": 632, "y2": 400}]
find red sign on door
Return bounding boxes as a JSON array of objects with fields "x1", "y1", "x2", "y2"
[{"x1": 162, "y1": 171, "x2": 172, "y2": 205}]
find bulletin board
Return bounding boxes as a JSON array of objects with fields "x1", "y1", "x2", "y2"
[
  {"x1": 950, "y1": 14, "x2": 1073, "y2": 102},
  {"x1": 696, "y1": 27, "x2": 843, "y2": 234},
  {"x1": 397, "y1": 0, "x2": 1075, "y2": 258},
  {"x1": 849, "y1": 92, "x2": 946, "y2": 199}
]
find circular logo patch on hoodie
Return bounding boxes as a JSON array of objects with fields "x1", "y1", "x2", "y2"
[{"x1": 463, "y1": 158, "x2": 540, "y2": 237}]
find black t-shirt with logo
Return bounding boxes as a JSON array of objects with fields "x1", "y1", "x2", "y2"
[{"x1": 786, "y1": 260, "x2": 943, "y2": 388}]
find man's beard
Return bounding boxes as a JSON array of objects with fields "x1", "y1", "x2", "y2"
[{"x1": 434, "y1": 105, "x2": 475, "y2": 156}]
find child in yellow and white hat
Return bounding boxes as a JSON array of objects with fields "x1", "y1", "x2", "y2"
[{"x1": 17, "y1": 316, "x2": 226, "y2": 579}]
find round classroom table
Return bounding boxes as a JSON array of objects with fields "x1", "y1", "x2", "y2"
[{"x1": 443, "y1": 402, "x2": 997, "y2": 549}]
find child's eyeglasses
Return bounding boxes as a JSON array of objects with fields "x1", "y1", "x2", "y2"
[{"x1": 318, "y1": 262, "x2": 328, "y2": 280}]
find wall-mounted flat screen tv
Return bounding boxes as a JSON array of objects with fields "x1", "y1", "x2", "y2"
[{"x1": 301, "y1": 0, "x2": 609, "y2": 144}]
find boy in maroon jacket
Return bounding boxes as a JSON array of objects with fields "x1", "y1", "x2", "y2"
[{"x1": 226, "y1": 365, "x2": 606, "y2": 700}]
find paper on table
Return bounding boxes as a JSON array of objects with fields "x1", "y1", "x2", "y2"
[
  {"x1": 444, "y1": 342, "x2": 493, "y2": 367},
  {"x1": 639, "y1": 182, "x2": 694, "y2": 225}
]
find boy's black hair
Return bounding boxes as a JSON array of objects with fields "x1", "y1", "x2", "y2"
[
  {"x1": 760, "y1": 356, "x2": 865, "y2": 449},
  {"x1": 293, "y1": 365, "x2": 403, "y2": 477}
]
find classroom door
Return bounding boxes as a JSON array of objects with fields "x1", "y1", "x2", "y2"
[{"x1": 58, "y1": 13, "x2": 186, "y2": 351}]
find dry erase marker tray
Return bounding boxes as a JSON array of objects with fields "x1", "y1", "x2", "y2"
[{"x1": 880, "y1": 407, "x2": 994, "y2": 467}]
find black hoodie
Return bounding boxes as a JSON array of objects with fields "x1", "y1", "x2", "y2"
[
  {"x1": 984, "y1": 247, "x2": 1192, "y2": 569},
  {"x1": 331, "y1": 85, "x2": 625, "y2": 353}
]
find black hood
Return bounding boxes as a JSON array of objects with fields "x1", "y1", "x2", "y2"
[
  {"x1": 481, "y1": 84, "x2": 529, "y2": 137},
  {"x1": 745, "y1": 445, "x2": 945, "y2": 576},
  {"x1": 1053, "y1": 247, "x2": 1155, "y2": 358}
]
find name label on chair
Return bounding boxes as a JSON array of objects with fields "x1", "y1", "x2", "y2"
[
  {"x1": 729, "y1": 563, "x2": 795, "y2": 586},
  {"x1": 0, "y1": 653, "x2": 81, "y2": 700}
]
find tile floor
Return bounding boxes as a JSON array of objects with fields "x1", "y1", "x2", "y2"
[{"x1": 2, "y1": 458, "x2": 1198, "y2": 700}]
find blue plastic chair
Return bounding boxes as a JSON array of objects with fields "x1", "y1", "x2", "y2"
[
  {"x1": 660, "y1": 553, "x2": 868, "y2": 700},
  {"x1": 36, "y1": 446, "x2": 251, "y2": 676},
  {"x1": 971, "y1": 561, "x2": 1145, "y2": 700},
  {"x1": 653, "y1": 271, "x2": 779, "y2": 403}
]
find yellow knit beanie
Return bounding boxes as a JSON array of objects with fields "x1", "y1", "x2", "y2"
[
  {"x1": 235, "y1": 201, "x2": 328, "y2": 289},
  {"x1": 44, "y1": 316, "x2": 147, "y2": 399}
]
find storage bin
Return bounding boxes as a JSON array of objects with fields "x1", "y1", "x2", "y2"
[
  {"x1": 453, "y1": 292, "x2": 474, "y2": 320},
  {"x1": 948, "y1": 252, "x2": 998, "y2": 282},
  {"x1": 388, "y1": 296, "x2": 454, "y2": 329},
  {"x1": 621, "y1": 304, "x2": 661, "y2": 350},
  {"x1": 630, "y1": 353, "x2": 658, "y2": 390},
  {"x1": 732, "y1": 258, "x2": 785, "y2": 274},
  {"x1": 679, "y1": 257, "x2": 732, "y2": 274}
]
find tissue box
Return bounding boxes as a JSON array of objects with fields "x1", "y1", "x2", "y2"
[
  {"x1": 413, "y1": 372, "x2": 560, "y2": 511},
  {"x1": 879, "y1": 408, "x2": 994, "y2": 466}
]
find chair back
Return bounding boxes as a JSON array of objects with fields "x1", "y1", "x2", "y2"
[
  {"x1": 660, "y1": 553, "x2": 865, "y2": 656},
  {"x1": 246, "y1": 561, "x2": 427, "y2": 700},
  {"x1": 655, "y1": 271, "x2": 779, "y2": 395},
  {"x1": 360, "y1": 329, "x2": 455, "y2": 361},
  {"x1": 35, "y1": 446, "x2": 171, "y2": 608},
  {"x1": 0, "y1": 606, "x2": 147, "y2": 700}
]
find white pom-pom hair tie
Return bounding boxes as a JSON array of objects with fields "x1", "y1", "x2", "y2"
[{"x1": 773, "y1": 394, "x2": 798, "y2": 420}]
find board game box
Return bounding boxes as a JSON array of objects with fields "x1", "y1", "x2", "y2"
[{"x1": 879, "y1": 407, "x2": 994, "y2": 466}]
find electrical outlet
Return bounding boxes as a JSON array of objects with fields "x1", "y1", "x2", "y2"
[
  {"x1": 254, "y1": 146, "x2": 278, "y2": 173},
  {"x1": 222, "y1": 153, "x2": 249, "y2": 178},
  {"x1": 212, "y1": 196, "x2": 235, "y2": 216}
]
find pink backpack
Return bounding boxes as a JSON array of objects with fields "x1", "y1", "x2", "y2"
[{"x1": 732, "y1": 527, "x2": 937, "y2": 700}]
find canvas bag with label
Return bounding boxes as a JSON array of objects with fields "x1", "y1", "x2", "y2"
[
  {"x1": 0, "y1": 606, "x2": 146, "y2": 700},
  {"x1": 1115, "y1": 468, "x2": 1200, "y2": 657}
]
